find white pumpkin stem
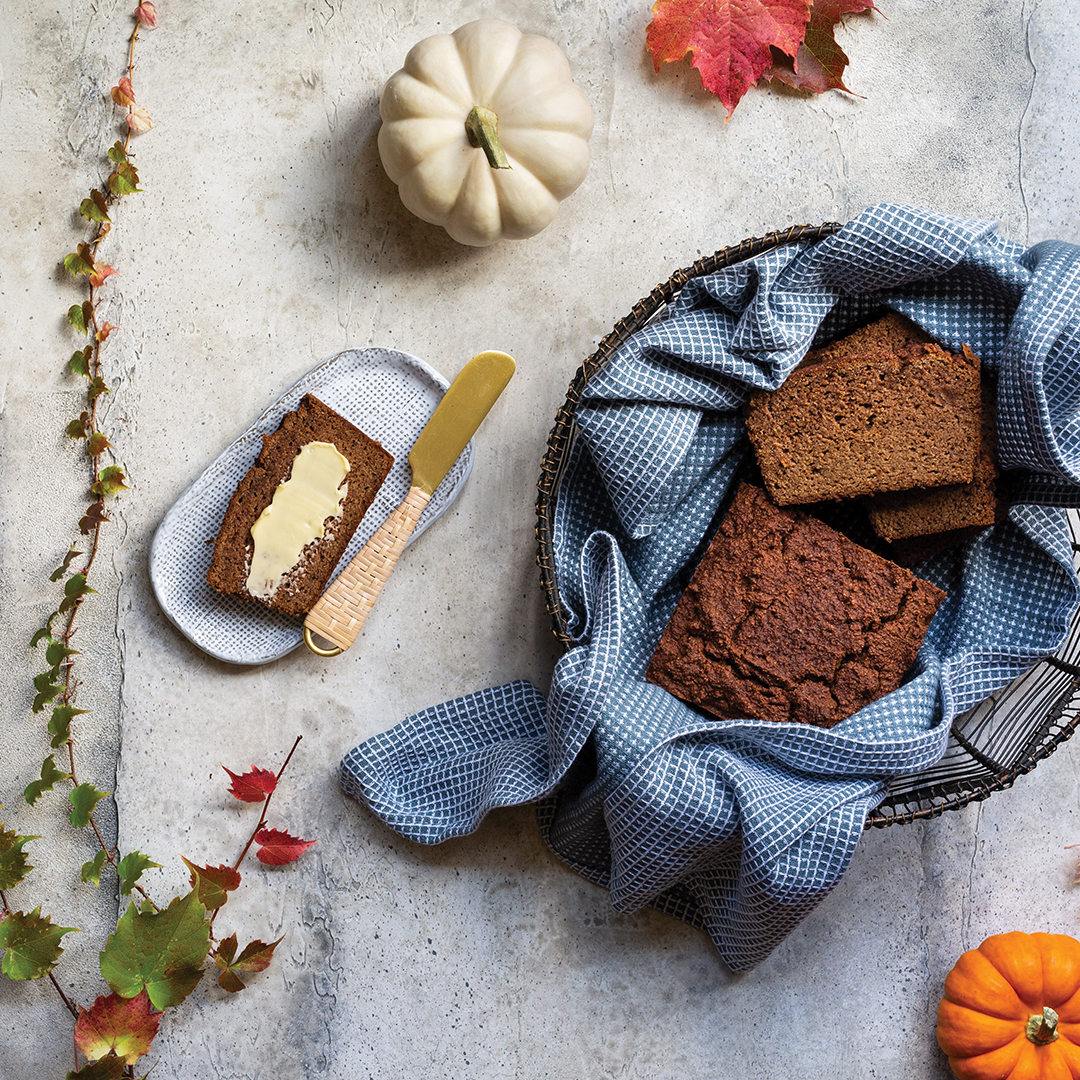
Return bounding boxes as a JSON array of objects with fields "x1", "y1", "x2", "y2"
[{"x1": 465, "y1": 106, "x2": 511, "y2": 170}]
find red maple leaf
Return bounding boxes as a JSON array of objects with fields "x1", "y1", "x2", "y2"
[
  {"x1": 74, "y1": 989, "x2": 161, "y2": 1065},
  {"x1": 254, "y1": 827, "x2": 316, "y2": 865},
  {"x1": 647, "y1": 0, "x2": 813, "y2": 115},
  {"x1": 223, "y1": 764, "x2": 277, "y2": 802},
  {"x1": 765, "y1": 0, "x2": 877, "y2": 93}
]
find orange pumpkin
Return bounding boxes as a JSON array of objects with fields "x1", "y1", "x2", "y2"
[{"x1": 937, "y1": 932, "x2": 1080, "y2": 1079}]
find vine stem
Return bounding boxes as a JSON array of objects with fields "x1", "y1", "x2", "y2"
[
  {"x1": 208, "y1": 735, "x2": 303, "y2": 933},
  {"x1": 49, "y1": 10, "x2": 163, "y2": 915},
  {"x1": 50, "y1": 971, "x2": 79, "y2": 1022},
  {"x1": 232, "y1": 734, "x2": 303, "y2": 870},
  {"x1": 27, "y1": 7, "x2": 154, "y2": 1035}
]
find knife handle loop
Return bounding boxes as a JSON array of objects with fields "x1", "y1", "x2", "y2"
[{"x1": 303, "y1": 485, "x2": 432, "y2": 654}]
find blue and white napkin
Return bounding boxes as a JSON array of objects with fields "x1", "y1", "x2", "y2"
[{"x1": 341, "y1": 204, "x2": 1080, "y2": 971}]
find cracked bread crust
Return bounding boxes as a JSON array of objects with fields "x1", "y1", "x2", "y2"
[
  {"x1": 802, "y1": 311, "x2": 934, "y2": 365},
  {"x1": 645, "y1": 484, "x2": 946, "y2": 729},
  {"x1": 207, "y1": 394, "x2": 394, "y2": 617}
]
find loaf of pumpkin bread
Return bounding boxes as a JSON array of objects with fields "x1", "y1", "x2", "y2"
[{"x1": 646, "y1": 484, "x2": 946, "y2": 728}]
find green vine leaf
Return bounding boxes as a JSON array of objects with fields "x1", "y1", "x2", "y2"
[
  {"x1": 64, "y1": 241, "x2": 113, "y2": 286},
  {"x1": 68, "y1": 302, "x2": 90, "y2": 335},
  {"x1": 58, "y1": 572, "x2": 97, "y2": 616},
  {"x1": 107, "y1": 161, "x2": 141, "y2": 196},
  {"x1": 0, "y1": 824, "x2": 38, "y2": 890},
  {"x1": 67, "y1": 412, "x2": 92, "y2": 439},
  {"x1": 87, "y1": 432, "x2": 112, "y2": 456},
  {"x1": 66, "y1": 571, "x2": 92, "y2": 599},
  {"x1": 76, "y1": 989, "x2": 161, "y2": 1066},
  {"x1": 50, "y1": 546, "x2": 84, "y2": 582},
  {"x1": 82, "y1": 849, "x2": 110, "y2": 887},
  {"x1": 66, "y1": 1054, "x2": 127, "y2": 1080},
  {"x1": 70, "y1": 784, "x2": 110, "y2": 828},
  {"x1": 181, "y1": 857, "x2": 241, "y2": 911},
  {"x1": 107, "y1": 140, "x2": 128, "y2": 164},
  {"x1": 50, "y1": 704, "x2": 89, "y2": 748},
  {"x1": 88, "y1": 375, "x2": 111, "y2": 402},
  {"x1": 69, "y1": 347, "x2": 93, "y2": 378},
  {"x1": 0, "y1": 906, "x2": 79, "y2": 980},
  {"x1": 92, "y1": 466, "x2": 129, "y2": 496},
  {"x1": 32, "y1": 671, "x2": 65, "y2": 713},
  {"x1": 30, "y1": 611, "x2": 60, "y2": 645},
  {"x1": 64, "y1": 248, "x2": 95, "y2": 278},
  {"x1": 46, "y1": 640, "x2": 79, "y2": 667},
  {"x1": 24, "y1": 755, "x2": 72, "y2": 804},
  {"x1": 24, "y1": 754, "x2": 70, "y2": 799},
  {"x1": 116, "y1": 851, "x2": 161, "y2": 896},
  {"x1": 79, "y1": 189, "x2": 112, "y2": 224},
  {"x1": 99, "y1": 891, "x2": 209, "y2": 1009}
]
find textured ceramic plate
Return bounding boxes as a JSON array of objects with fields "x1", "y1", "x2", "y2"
[{"x1": 150, "y1": 347, "x2": 473, "y2": 665}]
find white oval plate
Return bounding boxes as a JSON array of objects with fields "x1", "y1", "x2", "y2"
[{"x1": 150, "y1": 347, "x2": 472, "y2": 665}]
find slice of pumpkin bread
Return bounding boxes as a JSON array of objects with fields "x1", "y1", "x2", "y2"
[
  {"x1": 867, "y1": 380, "x2": 1001, "y2": 542},
  {"x1": 208, "y1": 394, "x2": 393, "y2": 616},
  {"x1": 745, "y1": 315, "x2": 982, "y2": 505}
]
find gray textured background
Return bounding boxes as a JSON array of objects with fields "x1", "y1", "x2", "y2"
[{"x1": 2, "y1": 0, "x2": 1079, "y2": 1076}]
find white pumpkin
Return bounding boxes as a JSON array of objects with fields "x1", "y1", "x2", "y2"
[{"x1": 378, "y1": 19, "x2": 594, "y2": 247}]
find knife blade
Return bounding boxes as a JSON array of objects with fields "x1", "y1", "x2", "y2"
[{"x1": 303, "y1": 350, "x2": 516, "y2": 655}]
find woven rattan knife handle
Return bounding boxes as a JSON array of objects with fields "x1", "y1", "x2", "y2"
[{"x1": 304, "y1": 485, "x2": 432, "y2": 653}]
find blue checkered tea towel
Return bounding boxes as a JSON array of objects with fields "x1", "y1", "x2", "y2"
[{"x1": 341, "y1": 204, "x2": 1080, "y2": 971}]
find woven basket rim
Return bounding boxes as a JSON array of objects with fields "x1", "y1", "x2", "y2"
[{"x1": 532, "y1": 221, "x2": 1080, "y2": 829}]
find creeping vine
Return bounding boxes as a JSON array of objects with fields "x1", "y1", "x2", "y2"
[{"x1": 0, "y1": 7, "x2": 315, "y2": 1076}]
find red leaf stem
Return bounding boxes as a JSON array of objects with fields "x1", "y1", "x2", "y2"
[{"x1": 209, "y1": 735, "x2": 304, "y2": 930}]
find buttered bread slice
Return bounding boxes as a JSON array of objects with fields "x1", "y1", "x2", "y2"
[{"x1": 207, "y1": 394, "x2": 393, "y2": 616}]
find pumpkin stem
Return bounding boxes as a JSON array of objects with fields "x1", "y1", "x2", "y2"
[
  {"x1": 465, "y1": 106, "x2": 511, "y2": 170},
  {"x1": 1026, "y1": 1006, "x2": 1060, "y2": 1045}
]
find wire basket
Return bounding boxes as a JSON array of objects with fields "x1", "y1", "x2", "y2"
[{"x1": 534, "y1": 223, "x2": 1080, "y2": 829}]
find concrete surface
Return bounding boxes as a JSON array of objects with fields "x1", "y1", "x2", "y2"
[{"x1": 2, "y1": 0, "x2": 1080, "y2": 1076}]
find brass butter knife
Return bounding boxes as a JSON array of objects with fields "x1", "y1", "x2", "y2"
[{"x1": 303, "y1": 350, "x2": 516, "y2": 655}]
